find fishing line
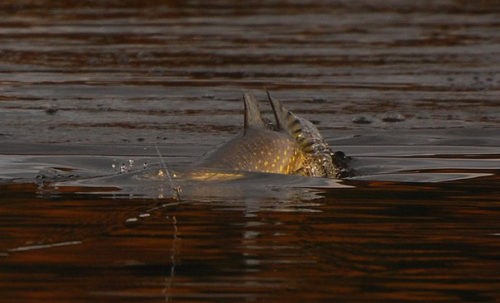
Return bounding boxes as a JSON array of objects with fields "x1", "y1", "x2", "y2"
[{"x1": 155, "y1": 144, "x2": 182, "y2": 201}]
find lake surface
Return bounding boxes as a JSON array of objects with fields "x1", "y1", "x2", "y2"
[{"x1": 1, "y1": 1, "x2": 499, "y2": 302}]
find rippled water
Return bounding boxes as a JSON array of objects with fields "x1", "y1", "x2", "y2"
[{"x1": 1, "y1": 1, "x2": 500, "y2": 302}]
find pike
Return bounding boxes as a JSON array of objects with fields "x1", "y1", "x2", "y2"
[{"x1": 190, "y1": 92, "x2": 349, "y2": 179}]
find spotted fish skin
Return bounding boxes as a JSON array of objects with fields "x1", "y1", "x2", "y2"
[
  {"x1": 193, "y1": 92, "x2": 346, "y2": 178},
  {"x1": 197, "y1": 128, "x2": 306, "y2": 174}
]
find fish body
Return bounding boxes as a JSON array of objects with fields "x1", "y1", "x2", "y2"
[
  {"x1": 191, "y1": 92, "x2": 348, "y2": 179},
  {"x1": 197, "y1": 127, "x2": 306, "y2": 175}
]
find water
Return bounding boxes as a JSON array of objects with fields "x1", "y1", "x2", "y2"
[{"x1": 1, "y1": 1, "x2": 500, "y2": 302}]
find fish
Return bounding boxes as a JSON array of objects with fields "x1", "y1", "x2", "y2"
[{"x1": 191, "y1": 92, "x2": 350, "y2": 179}]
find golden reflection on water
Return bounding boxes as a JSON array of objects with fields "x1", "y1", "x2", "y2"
[
  {"x1": 187, "y1": 171, "x2": 245, "y2": 181},
  {"x1": 1, "y1": 172, "x2": 499, "y2": 302}
]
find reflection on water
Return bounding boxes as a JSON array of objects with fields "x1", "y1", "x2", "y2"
[
  {"x1": 1, "y1": 0, "x2": 500, "y2": 302},
  {"x1": 1, "y1": 145, "x2": 499, "y2": 302},
  {"x1": 1, "y1": 177, "x2": 500, "y2": 302}
]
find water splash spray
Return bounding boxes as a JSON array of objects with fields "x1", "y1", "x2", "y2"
[{"x1": 155, "y1": 145, "x2": 182, "y2": 201}]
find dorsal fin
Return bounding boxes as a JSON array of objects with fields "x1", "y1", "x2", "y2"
[
  {"x1": 243, "y1": 93, "x2": 266, "y2": 134},
  {"x1": 267, "y1": 91, "x2": 316, "y2": 153}
]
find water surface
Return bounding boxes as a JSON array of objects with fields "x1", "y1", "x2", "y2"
[{"x1": 1, "y1": 1, "x2": 499, "y2": 302}]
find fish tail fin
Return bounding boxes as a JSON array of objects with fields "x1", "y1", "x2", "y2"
[{"x1": 266, "y1": 91, "x2": 314, "y2": 152}]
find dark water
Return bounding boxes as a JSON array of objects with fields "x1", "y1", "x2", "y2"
[{"x1": 1, "y1": 1, "x2": 500, "y2": 302}]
